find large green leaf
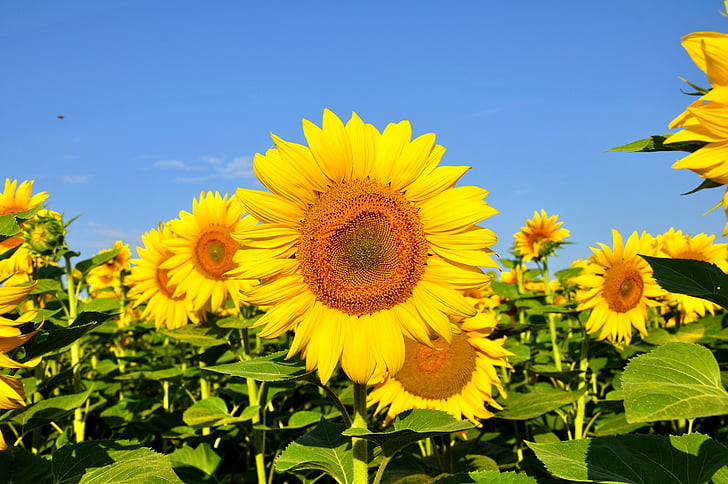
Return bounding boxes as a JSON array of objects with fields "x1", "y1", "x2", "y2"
[
  {"x1": 641, "y1": 256, "x2": 728, "y2": 310},
  {"x1": 182, "y1": 397, "x2": 259, "y2": 428},
  {"x1": 528, "y1": 433, "x2": 728, "y2": 484},
  {"x1": 51, "y1": 439, "x2": 184, "y2": 484},
  {"x1": 23, "y1": 311, "x2": 115, "y2": 359},
  {"x1": 0, "y1": 446, "x2": 52, "y2": 484},
  {"x1": 496, "y1": 388, "x2": 586, "y2": 420},
  {"x1": 205, "y1": 350, "x2": 313, "y2": 382},
  {"x1": 433, "y1": 471, "x2": 538, "y2": 483},
  {"x1": 276, "y1": 418, "x2": 353, "y2": 484},
  {"x1": 342, "y1": 409, "x2": 473, "y2": 457},
  {"x1": 2, "y1": 389, "x2": 93, "y2": 431},
  {"x1": 168, "y1": 443, "x2": 222, "y2": 482},
  {"x1": 622, "y1": 342, "x2": 728, "y2": 422}
]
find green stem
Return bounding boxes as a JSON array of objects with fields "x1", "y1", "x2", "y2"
[
  {"x1": 542, "y1": 260, "x2": 562, "y2": 372},
  {"x1": 64, "y1": 253, "x2": 85, "y2": 443},
  {"x1": 242, "y1": 327, "x2": 266, "y2": 484},
  {"x1": 573, "y1": 327, "x2": 590, "y2": 440},
  {"x1": 372, "y1": 455, "x2": 393, "y2": 484},
  {"x1": 352, "y1": 383, "x2": 369, "y2": 484}
]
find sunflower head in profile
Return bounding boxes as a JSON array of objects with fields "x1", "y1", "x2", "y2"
[
  {"x1": 573, "y1": 230, "x2": 664, "y2": 346},
  {"x1": 162, "y1": 191, "x2": 256, "y2": 314},
  {"x1": 656, "y1": 228, "x2": 728, "y2": 324},
  {"x1": 513, "y1": 210, "x2": 570, "y2": 262},
  {"x1": 0, "y1": 282, "x2": 41, "y2": 450},
  {"x1": 367, "y1": 311, "x2": 513, "y2": 424},
  {"x1": 233, "y1": 110, "x2": 499, "y2": 384},
  {"x1": 127, "y1": 223, "x2": 205, "y2": 330}
]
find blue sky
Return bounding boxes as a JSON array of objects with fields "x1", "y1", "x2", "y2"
[{"x1": 2, "y1": 0, "x2": 728, "y2": 272}]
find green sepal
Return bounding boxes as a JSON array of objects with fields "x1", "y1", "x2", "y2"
[
  {"x1": 607, "y1": 134, "x2": 707, "y2": 153},
  {"x1": 681, "y1": 178, "x2": 724, "y2": 195}
]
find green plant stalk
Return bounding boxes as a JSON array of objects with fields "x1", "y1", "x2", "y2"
[
  {"x1": 242, "y1": 327, "x2": 266, "y2": 484},
  {"x1": 64, "y1": 253, "x2": 85, "y2": 443},
  {"x1": 352, "y1": 382, "x2": 369, "y2": 484},
  {"x1": 573, "y1": 328, "x2": 590, "y2": 440},
  {"x1": 542, "y1": 260, "x2": 562, "y2": 372},
  {"x1": 198, "y1": 348, "x2": 211, "y2": 436},
  {"x1": 373, "y1": 455, "x2": 393, "y2": 484}
]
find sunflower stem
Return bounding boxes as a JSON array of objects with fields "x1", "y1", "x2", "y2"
[
  {"x1": 542, "y1": 260, "x2": 562, "y2": 372},
  {"x1": 64, "y1": 252, "x2": 85, "y2": 444},
  {"x1": 352, "y1": 382, "x2": 369, "y2": 484},
  {"x1": 242, "y1": 327, "x2": 267, "y2": 484},
  {"x1": 573, "y1": 326, "x2": 590, "y2": 440}
]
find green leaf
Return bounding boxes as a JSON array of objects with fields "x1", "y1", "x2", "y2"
[
  {"x1": 433, "y1": 470, "x2": 538, "y2": 483},
  {"x1": 30, "y1": 278, "x2": 65, "y2": 296},
  {"x1": 681, "y1": 178, "x2": 724, "y2": 195},
  {"x1": 168, "y1": 443, "x2": 222, "y2": 481},
  {"x1": 607, "y1": 134, "x2": 707, "y2": 153},
  {"x1": 23, "y1": 311, "x2": 115, "y2": 359},
  {"x1": 0, "y1": 206, "x2": 42, "y2": 239},
  {"x1": 622, "y1": 342, "x2": 728, "y2": 422},
  {"x1": 641, "y1": 256, "x2": 728, "y2": 309},
  {"x1": 74, "y1": 249, "x2": 120, "y2": 275},
  {"x1": 182, "y1": 397, "x2": 258, "y2": 428},
  {"x1": 52, "y1": 439, "x2": 184, "y2": 484},
  {"x1": 496, "y1": 388, "x2": 586, "y2": 420},
  {"x1": 3, "y1": 389, "x2": 93, "y2": 431},
  {"x1": 528, "y1": 433, "x2": 728, "y2": 484},
  {"x1": 342, "y1": 409, "x2": 473, "y2": 457},
  {"x1": 205, "y1": 350, "x2": 313, "y2": 382},
  {"x1": 157, "y1": 324, "x2": 228, "y2": 347},
  {"x1": 276, "y1": 418, "x2": 353, "y2": 484},
  {"x1": 79, "y1": 297, "x2": 122, "y2": 314},
  {"x1": 0, "y1": 446, "x2": 52, "y2": 484}
]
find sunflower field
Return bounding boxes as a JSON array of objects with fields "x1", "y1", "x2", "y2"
[{"x1": 3, "y1": 9, "x2": 728, "y2": 484}]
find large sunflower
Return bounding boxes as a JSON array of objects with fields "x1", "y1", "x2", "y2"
[
  {"x1": 656, "y1": 228, "x2": 728, "y2": 323},
  {"x1": 513, "y1": 209, "x2": 570, "y2": 262},
  {"x1": 367, "y1": 312, "x2": 512, "y2": 424},
  {"x1": 127, "y1": 223, "x2": 204, "y2": 329},
  {"x1": 233, "y1": 110, "x2": 498, "y2": 384},
  {"x1": 0, "y1": 283, "x2": 40, "y2": 450},
  {"x1": 163, "y1": 191, "x2": 256, "y2": 313},
  {"x1": 573, "y1": 230, "x2": 664, "y2": 346}
]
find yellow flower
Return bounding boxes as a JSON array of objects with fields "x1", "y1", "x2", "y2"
[
  {"x1": 163, "y1": 192, "x2": 256, "y2": 313},
  {"x1": 0, "y1": 283, "x2": 41, "y2": 450},
  {"x1": 513, "y1": 210, "x2": 570, "y2": 262},
  {"x1": 656, "y1": 228, "x2": 728, "y2": 323},
  {"x1": 0, "y1": 179, "x2": 48, "y2": 255},
  {"x1": 127, "y1": 223, "x2": 204, "y2": 329},
  {"x1": 367, "y1": 312, "x2": 512, "y2": 424},
  {"x1": 233, "y1": 110, "x2": 498, "y2": 384},
  {"x1": 573, "y1": 230, "x2": 664, "y2": 346},
  {"x1": 87, "y1": 241, "x2": 131, "y2": 299}
]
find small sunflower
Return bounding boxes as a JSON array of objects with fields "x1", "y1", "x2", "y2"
[
  {"x1": 367, "y1": 312, "x2": 512, "y2": 424},
  {"x1": 127, "y1": 223, "x2": 204, "y2": 329},
  {"x1": 513, "y1": 210, "x2": 570, "y2": 262},
  {"x1": 163, "y1": 192, "x2": 256, "y2": 313},
  {"x1": 0, "y1": 179, "x2": 48, "y2": 254},
  {"x1": 656, "y1": 228, "x2": 728, "y2": 323},
  {"x1": 233, "y1": 110, "x2": 498, "y2": 384},
  {"x1": 573, "y1": 230, "x2": 664, "y2": 346},
  {"x1": 87, "y1": 241, "x2": 132, "y2": 299},
  {"x1": 0, "y1": 283, "x2": 41, "y2": 450}
]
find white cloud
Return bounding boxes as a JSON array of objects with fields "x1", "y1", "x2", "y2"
[
  {"x1": 62, "y1": 175, "x2": 90, "y2": 184},
  {"x1": 152, "y1": 155, "x2": 255, "y2": 182}
]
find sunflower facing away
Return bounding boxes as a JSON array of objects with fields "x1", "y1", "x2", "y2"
[
  {"x1": 0, "y1": 283, "x2": 40, "y2": 450},
  {"x1": 162, "y1": 191, "x2": 256, "y2": 314},
  {"x1": 573, "y1": 230, "x2": 664, "y2": 346},
  {"x1": 656, "y1": 228, "x2": 728, "y2": 323},
  {"x1": 127, "y1": 223, "x2": 205, "y2": 329},
  {"x1": 367, "y1": 312, "x2": 512, "y2": 424},
  {"x1": 513, "y1": 210, "x2": 570, "y2": 262},
  {"x1": 232, "y1": 110, "x2": 499, "y2": 384}
]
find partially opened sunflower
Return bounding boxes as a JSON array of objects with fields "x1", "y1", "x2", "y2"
[
  {"x1": 513, "y1": 209, "x2": 570, "y2": 262},
  {"x1": 233, "y1": 110, "x2": 498, "y2": 384}
]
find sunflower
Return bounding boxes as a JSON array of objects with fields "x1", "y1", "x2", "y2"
[
  {"x1": 163, "y1": 192, "x2": 256, "y2": 313},
  {"x1": 0, "y1": 282, "x2": 41, "y2": 450},
  {"x1": 573, "y1": 230, "x2": 664, "y2": 346},
  {"x1": 87, "y1": 240, "x2": 132, "y2": 299},
  {"x1": 127, "y1": 223, "x2": 204, "y2": 329},
  {"x1": 232, "y1": 110, "x2": 498, "y2": 384},
  {"x1": 0, "y1": 179, "x2": 48, "y2": 255},
  {"x1": 513, "y1": 210, "x2": 570, "y2": 262},
  {"x1": 367, "y1": 312, "x2": 512, "y2": 424},
  {"x1": 656, "y1": 228, "x2": 728, "y2": 323}
]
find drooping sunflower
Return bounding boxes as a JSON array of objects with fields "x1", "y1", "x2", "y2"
[
  {"x1": 573, "y1": 230, "x2": 664, "y2": 346},
  {"x1": 367, "y1": 312, "x2": 512, "y2": 424},
  {"x1": 656, "y1": 228, "x2": 728, "y2": 323},
  {"x1": 163, "y1": 191, "x2": 256, "y2": 313},
  {"x1": 232, "y1": 110, "x2": 499, "y2": 384},
  {"x1": 0, "y1": 283, "x2": 40, "y2": 450},
  {"x1": 127, "y1": 223, "x2": 204, "y2": 329},
  {"x1": 513, "y1": 210, "x2": 570, "y2": 262}
]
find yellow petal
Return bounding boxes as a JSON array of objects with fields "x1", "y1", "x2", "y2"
[{"x1": 235, "y1": 188, "x2": 303, "y2": 225}]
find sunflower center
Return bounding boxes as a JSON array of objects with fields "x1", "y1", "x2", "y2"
[
  {"x1": 603, "y1": 261, "x2": 644, "y2": 313},
  {"x1": 298, "y1": 178, "x2": 428, "y2": 316},
  {"x1": 395, "y1": 334, "x2": 477, "y2": 400},
  {"x1": 156, "y1": 256, "x2": 184, "y2": 300},
  {"x1": 194, "y1": 229, "x2": 238, "y2": 280}
]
